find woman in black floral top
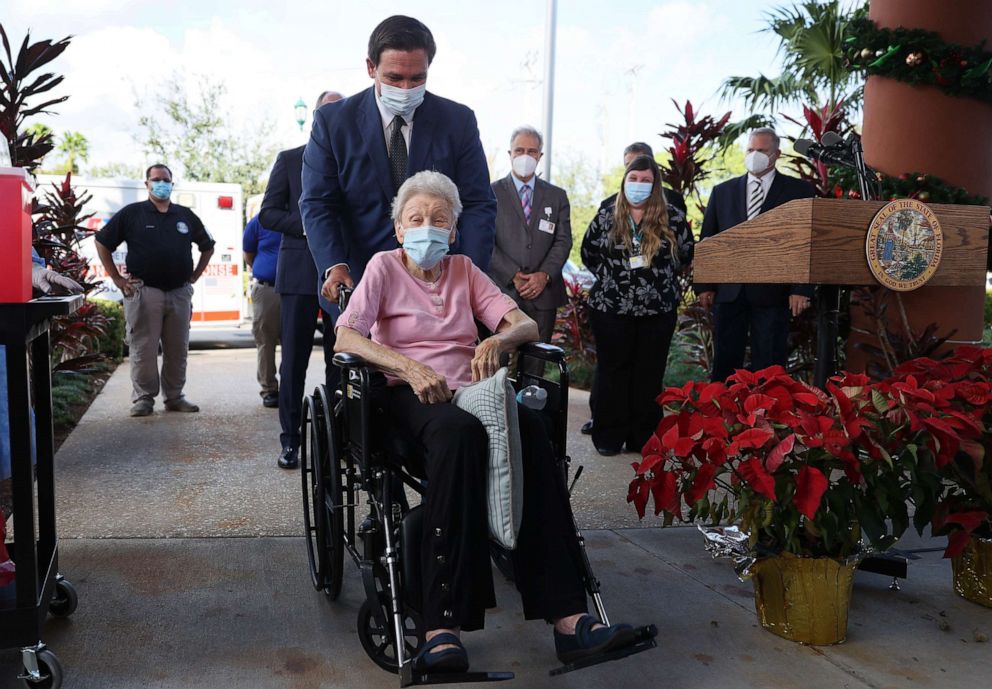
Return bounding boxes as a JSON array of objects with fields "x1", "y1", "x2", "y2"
[{"x1": 580, "y1": 155, "x2": 693, "y2": 455}]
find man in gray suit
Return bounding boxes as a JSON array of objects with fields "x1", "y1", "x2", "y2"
[{"x1": 488, "y1": 125, "x2": 572, "y2": 373}]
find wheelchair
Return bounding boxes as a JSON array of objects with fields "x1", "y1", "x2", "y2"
[{"x1": 300, "y1": 340, "x2": 657, "y2": 687}]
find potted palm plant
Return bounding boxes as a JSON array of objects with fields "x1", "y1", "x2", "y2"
[{"x1": 627, "y1": 366, "x2": 925, "y2": 644}]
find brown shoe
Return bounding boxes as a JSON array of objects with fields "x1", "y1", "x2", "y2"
[
  {"x1": 164, "y1": 398, "x2": 199, "y2": 413},
  {"x1": 130, "y1": 399, "x2": 153, "y2": 417}
]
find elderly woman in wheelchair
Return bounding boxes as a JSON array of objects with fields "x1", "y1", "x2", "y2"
[{"x1": 325, "y1": 170, "x2": 652, "y2": 680}]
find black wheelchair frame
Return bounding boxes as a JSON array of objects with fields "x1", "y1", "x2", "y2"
[{"x1": 300, "y1": 342, "x2": 657, "y2": 687}]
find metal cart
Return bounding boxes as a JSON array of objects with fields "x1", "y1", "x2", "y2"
[{"x1": 1, "y1": 295, "x2": 82, "y2": 689}]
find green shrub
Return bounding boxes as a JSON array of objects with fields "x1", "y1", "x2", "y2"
[
  {"x1": 985, "y1": 290, "x2": 992, "y2": 327},
  {"x1": 90, "y1": 299, "x2": 125, "y2": 361},
  {"x1": 51, "y1": 372, "x2": 95, "y2": 430}
]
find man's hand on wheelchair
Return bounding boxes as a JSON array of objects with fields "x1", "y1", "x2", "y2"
[
  {"x1": 321, "y1": 265, "x2": 354, "y2": 302},
  {"x1": 403, "y1": 360, "x2": 452, "y2": 405},
  {"x1": 471, "y1": 337, "x2": 502, "y2": 382}
]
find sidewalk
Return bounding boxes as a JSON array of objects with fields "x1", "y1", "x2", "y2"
[{"x1": 1, "y1": 347, "x2": 989, "y2": 688}]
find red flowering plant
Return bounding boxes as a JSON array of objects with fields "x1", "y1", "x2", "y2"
[
  {"x1": 628, "y1": 365, "x2": 913, "y2": 559},
  {"x1": 875, "y1": 348, "x2": 992, "y2": 557}
]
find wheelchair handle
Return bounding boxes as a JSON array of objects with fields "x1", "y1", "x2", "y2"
[
  {"x1": 337, "y1": 285, "x2": 353, "y2": 312},
  {"x1": 518, "y1": 341, "x2": 565, "y2": 363}
]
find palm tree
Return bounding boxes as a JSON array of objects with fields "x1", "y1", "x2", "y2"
[
  {"x1": 722, "y1": 1, "x2": 867, "y2": 121},
  {"x1": 58, "y1": 130, "x2": 89, "y2": 173}
]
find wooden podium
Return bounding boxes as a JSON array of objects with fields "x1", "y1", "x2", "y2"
[{"x1": 694, "y1": 198, "x2": 991, "y2": 382}]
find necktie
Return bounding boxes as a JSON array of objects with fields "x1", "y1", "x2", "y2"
[
  {"x1": 388, "y1": 116, "x2": 408, "y2": 191},
  {"x1": 747, "y1": 178, "x2": 765, "y2": 220},
  {"x1": 520, "y1": 184, "x2": 532, "y2": 224}
]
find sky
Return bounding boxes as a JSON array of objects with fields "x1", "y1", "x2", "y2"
[{"x1": 5, "y1": 0, "x2": 798, "y2": 184}]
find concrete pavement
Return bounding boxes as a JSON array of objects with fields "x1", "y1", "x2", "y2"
[{"x1": 1, "y1": 344, "x2": 990, "y2": 688}]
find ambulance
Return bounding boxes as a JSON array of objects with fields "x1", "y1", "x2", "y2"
[{"x1": 36, "y1": 175, "x2": 247, "y2": 326}]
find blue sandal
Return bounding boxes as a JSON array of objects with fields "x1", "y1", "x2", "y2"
[
  {"x1": 414, "y1": 632, "x2": 470, "y2": 673},
  {"x1": 553, "y1": 615, "x2": 637, "y2": 664}
]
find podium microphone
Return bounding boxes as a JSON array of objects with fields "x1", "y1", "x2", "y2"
[{"x1": 794, "y1": 137, "x2": 856, "y2": 168}]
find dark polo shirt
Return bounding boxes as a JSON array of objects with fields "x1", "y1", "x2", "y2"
[{"x1": 96, "y1": 200, "x2": 215, "y2": 290}]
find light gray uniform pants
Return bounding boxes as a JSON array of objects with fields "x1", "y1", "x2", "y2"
[
  {"x1": 249, "y1": 280, "x2": 281, "y2": 396},
  {"x1": 123, "y1": 281, "x2": 194, "y2": 404}
]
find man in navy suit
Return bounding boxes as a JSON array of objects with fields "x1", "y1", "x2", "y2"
[
  {"x1": 696, "y1": 128, "x2": 815, "y2": 382},
  {"x1": 260, "y1": 90, "x2": 343, "y2": 470},
  {"x1": 300, "y1": 15, "x2": 497, "y2": 309}
]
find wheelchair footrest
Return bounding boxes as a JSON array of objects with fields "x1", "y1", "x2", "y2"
[
  {"x1": 402, "y1": 668, "x2": 514, "y2": 687},
  {"x1": 548, "y1": 624, "x2": 658, "y2": 677}
]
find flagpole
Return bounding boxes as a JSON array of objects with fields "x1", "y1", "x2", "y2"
[{"x1": 542, "y1": 0, "x2": 558, "y2": 182}]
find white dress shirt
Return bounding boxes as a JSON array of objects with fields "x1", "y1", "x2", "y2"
[
  {"x1": 747, "y1": 168, "x2": 776, "y2": 205},
  {"x1": 374, "y1": 89, "x2": 414, "y2": 151}
]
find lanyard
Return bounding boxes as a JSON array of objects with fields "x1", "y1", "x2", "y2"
[{"x1": 627, "y1": 216, "x2": 643, "y2": 252}]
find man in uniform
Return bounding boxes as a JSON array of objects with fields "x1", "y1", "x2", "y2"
[{"x1": 95, "y1": 164, "x2": 215, "y2": 417}]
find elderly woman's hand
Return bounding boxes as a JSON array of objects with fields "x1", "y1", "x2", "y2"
[
  {"x1": 402, "y1": 360, "x2": 453, "y2": 405},
  {"x1": 471, "y1": 337, "x2": 502, "y2": 382}
]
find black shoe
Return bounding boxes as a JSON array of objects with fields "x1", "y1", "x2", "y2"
[
  {"x1": 580, "y1": 419, "x2": 593, "y2": 435},
  {"x1": 554, "y1": 615, "x2": 637, "y2": 665},
  {"x1": 595, "y1": 446, "x2": 621, "y2": 457},
  {"x1": 277, "y1": 447, "x2": 299, "y2": 469},
  {"x1": 262, "y1": 393, "x2": 279, "y2": 408}
]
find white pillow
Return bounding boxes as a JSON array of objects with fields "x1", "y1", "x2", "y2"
[{"x1": 452, "y1": 367, "x2": 523, "y2": 550}]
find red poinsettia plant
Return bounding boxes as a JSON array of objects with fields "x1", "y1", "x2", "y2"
[
  {"x1": 628, "y1": 366, "x2": 917, "y2": 559},
  {"x1": 875, "y1": 347, "x2": 992, "y2": 557}
]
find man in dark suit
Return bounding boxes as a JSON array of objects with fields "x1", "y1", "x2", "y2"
[
  {"x1": 696, "y1": 127, "x2": 815, "y2": 382},
  {"x1": 301, "y1": 15, "x2": 497, "y2": 310},
  {"x1": 260, "y1": 90, "x2": 343, "y2": 470},
  {"x1": 489, "y1": 125, "x2": 572, "y2": 374}
]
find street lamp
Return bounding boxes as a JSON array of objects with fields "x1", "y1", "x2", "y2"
[{"x1": 294, "y1": 97, "x2": 307, "y2": 131}]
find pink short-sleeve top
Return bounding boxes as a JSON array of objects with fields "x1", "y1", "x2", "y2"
[{"x1": 336, "y1": 249, "x2": 518, "y2": 391}]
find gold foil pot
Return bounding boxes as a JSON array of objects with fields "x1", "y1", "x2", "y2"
[
  {"x1": 951, "y1": 537, "x2": 992, "y2": 608},
  {"x1": 751, "y1": 554, "x2": 857, "y2": 645}
]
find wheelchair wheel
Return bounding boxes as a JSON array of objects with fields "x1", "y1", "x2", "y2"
[
  {"x1": 316, "y1": 384, "x2": 345, "y2": 601},
  {"x1": 301, "y1": 394, "x2": 329, "y2": 592},
  {"x1": 358, "y1": 594, "x2": 424, "y2": 673}
]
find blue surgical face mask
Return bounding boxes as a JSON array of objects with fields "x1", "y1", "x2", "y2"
[
  {"x1": 402, "y1": 225, "x2": 450, "y2": 270},
  {"x1": 379, "y1": 81, "x2": 427, "y2": 119},
  {"x1": 150, "y1": 181, "x2": 173, "y2": 200},
  {"x1": 624, "y1": 181, "x2": 653, "y2": 206}
]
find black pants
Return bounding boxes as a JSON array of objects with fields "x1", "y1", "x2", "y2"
[
  {"x1": 381, "y1": 385, "x2": 587, "y2": 631},
  {"x1": 711, "y1": 297, "x2": 789, "y2": 383},
  {"x1": 589, "y1": 310, "x2": 677, "y2": 453},
  {"x1": 278, "y1": 293, "x2": 337, "y2": 450}
]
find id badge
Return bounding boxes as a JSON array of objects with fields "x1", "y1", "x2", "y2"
[
  {"x1": 628, "y1": 255, "x2": 646, "y2": 270},
  {"x1": 538, "y1": 219, "x2": 556, "y2": 234}
]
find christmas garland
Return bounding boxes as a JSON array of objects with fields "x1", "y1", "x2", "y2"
[
  {"x1": 845, "y1": 17, "x2": 992, "y2": 104},
  {"x1": 829, "y1": 167, "x2": 990, "y2": 206}
]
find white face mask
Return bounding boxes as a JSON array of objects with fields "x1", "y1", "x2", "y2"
[
  {"x1": 379, "y1": 81, "x2": 426, "y2": 119},
  {"x1": 744, "y1": 150, "x2": 772, "y2": 175},
  {"x1": 511, "y1": 154, "x2": 539, "y2": 179}
]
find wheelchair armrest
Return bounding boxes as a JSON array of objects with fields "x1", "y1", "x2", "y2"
[
  {"x1": 518, "y1": 341, "x2": 565, "y2": 363},
  {"x1": 332, "y1": 351, "x2": 370, "y2": 369}
]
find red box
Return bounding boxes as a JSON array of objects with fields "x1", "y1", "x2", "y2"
[{"x1": 0, "y1": 167, "x2": 34, "y2": 303}]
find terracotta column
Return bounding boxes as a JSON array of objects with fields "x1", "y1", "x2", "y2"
[{"x1": 854, "y1": 0, "x2": 992, "y2": 363}]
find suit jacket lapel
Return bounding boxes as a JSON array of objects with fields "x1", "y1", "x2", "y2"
[
  {"x1": 761, "y1": 171, "x2": 786, "y2": 213},
  {"x1": 357, "y1": 87, "x2": 394, "y2": 202},
  {"x1": 733, "y1": 174, "x2": 748, "y2": 224},
  {"x1": 408, "y1": 93, "x2": 436, "y2": 178},
  {"x1": 502, "y1": 175, "x2": 528, "y2": 227}
]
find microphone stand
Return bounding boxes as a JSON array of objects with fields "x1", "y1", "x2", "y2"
[{"x1": 811, "y1": 133, "x2": 878, "y2": 390}]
